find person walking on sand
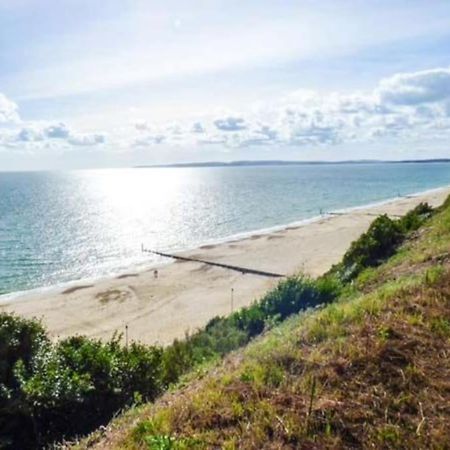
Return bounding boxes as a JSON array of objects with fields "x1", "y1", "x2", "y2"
[{"x1": 153, "y1": 269, "x2": 158, "y2": 279}]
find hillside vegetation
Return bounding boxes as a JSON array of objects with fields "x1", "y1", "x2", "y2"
[
  {"x1": 73, "y1": 197, "x2": 450, "y2": 449},
  {"x1": 1, "y1": 198, "x2": 448, "y2": 449}
]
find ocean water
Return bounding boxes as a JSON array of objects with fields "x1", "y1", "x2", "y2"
[{"x1": 1, "y1": 162, "x2": 450, "y2": 296}]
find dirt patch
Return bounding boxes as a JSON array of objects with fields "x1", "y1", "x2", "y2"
[{"x1": 95, "y1": 289, "x2": 130, "y2": 305}]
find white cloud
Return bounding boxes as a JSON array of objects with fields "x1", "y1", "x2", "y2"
[
  {"x1": 181, "y1": 67, "x2": 450, "y2": 149},
  {"x1": 3, "y1": 67, "x2": 450, "y2": 156},
  {"x1": 3, "y1": 117, "x2": 106, "y2": 151},
  {"x1": 68, "y1": 133, "x2": 106, "y2": 146},
  {"x1": 44, "y1": 122, "x2": 71, "y2": 139},
  {"x1": 0, "y1": 90, "x2": 107, "y2": 152},
  {"x1": 134, "y1": 134, "x2": 166, "y2": 147},
  {"x1": 214, "y1": 116, "x2": 247, "y2": 131},
  {"x1": 16, "y1": 127, "x2": 44, "y2": 142},
  {"x1": 0, "y1": 93, "x2": 20, "y2": 124},
  {"x1": 191, "y1": 122, "x2": 205, "y2": 133},
  {"x1": 135, "y1": 121, "x2": 150, "y2": 131},
  {"x1": 378, "y1": 68, "x2": 450, "y2": 105}
]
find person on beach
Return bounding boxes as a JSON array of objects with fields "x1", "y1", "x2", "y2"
[{"x1": 154, "y1": 269, "x2": 158, "y2": 279}]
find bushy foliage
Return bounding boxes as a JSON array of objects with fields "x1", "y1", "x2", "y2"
[
  {"x1": 341, "y1": 214, "x2": 403, "y2": 279},
  {"x1": 0, "y1": 315, "x2": 49, "y2": 449},
  {"x1": 0, "y1": 315, "x2": 164, "y2": 449},
  {"x1": 332, "y1": 203, "x2": 434, "y2": 282},
  {"x1": 398, "y1": 202, "x2": 433, "y2": 233}
]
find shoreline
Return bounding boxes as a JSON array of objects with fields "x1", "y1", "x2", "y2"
[
  {"x1": 1, "y1": 183, "x2": 449, "y2": 305},
  {"x1": 1, "y1": 185, "x2": 450, "y2": 345}
]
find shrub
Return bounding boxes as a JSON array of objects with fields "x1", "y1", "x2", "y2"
[
  {"x1": 343, "y1": 215, "x2": 403, "y2": 274},
  {"x1": 0, "y1": 314, "x2": 165, "y2": 449},
  {"x1": 331, "y1": 203, "x2": 434, "y2": 282},
  {"x1": 398, "y1": 202, "x2": 433, "y2": 233},
  {"x1": 0, "y1": 313, "x2": 47, "y2": 391},
  {"x1": 0, "y1": 314, "x2": 49, "y2": 449}
]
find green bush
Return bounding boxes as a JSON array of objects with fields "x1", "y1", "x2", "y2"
[
  {"x1": 331, "y1": 203, "x2": 434, "y2": 282},
  {"x1": 398, "y1": 202, "x2": 433, "y2": 233},
  {"x1": 0, "y1": 314, "x2": 165, "y2": 449},
  {"x1": 0, "y1": 315, "x2": 48, "y2": 449},
  {"x1": 342, "y1": 214, "x2": 403, "y2": 277}
]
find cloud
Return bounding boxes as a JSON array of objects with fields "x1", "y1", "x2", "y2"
[
  {"x1": 4, "y1": 67, "x2": 450, "y2": 155},
  {"x1": 68, "y1": 133, "x2": 106, "y2": 146},
  {"x1": 214, "y1": 116, "x2": 247, "y2": 131},
  {"x1": 378, "y1": 68, "x2": 450, "y2": 106},
  {"x1": 0, "y1": 91, "x2": 107, "y2": 152},
  {"x1": 0, "y1": 93, "x2": 20, "y2": 124},
  {"x1": 235, "y1": 124, "x2": 279, "y2": 147},
  {"x1": 16, "y1": 127, "x2": 45, "y2": 142},
  {"x1": 44, "y1": 122, "x2": 71, "y2": 138},
  {"x1": 134, "y1": 134, "x2": 166, "y2": 146},
  {"x1": 5, "y1": 120, "x2": 106, "y2": 150},
  {"x1": 184, "y1": 67, "x2": 450, "y2": 149},
  {"x1": 135, "y1": 121, "x2": 150, "y2": 131},
  {"x1": 191, "y1": 122, "x2": 205, "y2": 133}
]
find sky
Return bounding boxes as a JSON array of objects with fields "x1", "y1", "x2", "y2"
[{"x1": 1, "y1": 0, "x2": 450, "y2": 170}]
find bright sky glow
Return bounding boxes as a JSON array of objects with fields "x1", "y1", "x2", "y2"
[{"x1": 1, "y1": 0, "x2": 450, "y2": 170}]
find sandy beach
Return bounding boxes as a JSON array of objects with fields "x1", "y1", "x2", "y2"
[{"x1": 1, "y1": 188, "x2": 449, "y2": 345}]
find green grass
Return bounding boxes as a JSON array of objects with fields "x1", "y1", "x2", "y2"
[{"x1": 122, "y1": 272, "x2": 450, "y2": 449}]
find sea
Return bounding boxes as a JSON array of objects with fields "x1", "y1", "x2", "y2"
[{"x1": 1, "y1": 162, "x2": 450, "y2": 297}]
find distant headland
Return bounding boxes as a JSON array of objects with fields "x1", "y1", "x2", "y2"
[{"x1": 135, "y1": 158, "x2": 450, "y2": 169}]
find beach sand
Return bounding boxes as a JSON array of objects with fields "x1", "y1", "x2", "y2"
[{"x1": 1, "y1": 188, "x2": 449, "y2": 345}]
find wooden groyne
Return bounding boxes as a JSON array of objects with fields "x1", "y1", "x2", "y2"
[
  {"x1": 142, "y1": 247, "x2": 286, "y2": 278},
  {"x1": 325, "y1": 211, "x2": 402, "y2": 218}
]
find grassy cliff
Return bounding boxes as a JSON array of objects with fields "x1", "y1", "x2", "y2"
[{"x1": 77, "y1": 197, "x2": 450, "y2": 449}]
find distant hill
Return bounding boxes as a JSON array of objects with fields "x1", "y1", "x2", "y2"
[{"x1": 135, "y1": 158, "x2": 450, "y2": 168}]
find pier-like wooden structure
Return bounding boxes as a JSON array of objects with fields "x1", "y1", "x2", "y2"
[{"x1": 142, "y1": 247, "x2": 286, "y2": 278}]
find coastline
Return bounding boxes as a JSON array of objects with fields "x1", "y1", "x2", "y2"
[
  {"x1": 1, "y1": 185, "x2": 450, "y2": 345},
  {"x1": 1, "y1": 184, "x2": 449, "y2": 304}
]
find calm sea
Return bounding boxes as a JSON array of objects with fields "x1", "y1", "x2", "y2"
[{"x1": 1, "y1": 162, "x2": 450, "y2": 296}]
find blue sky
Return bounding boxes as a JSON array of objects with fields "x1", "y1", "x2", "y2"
[{"x1": 1, "y1": 0, "x2": 450, "y2": 170}]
